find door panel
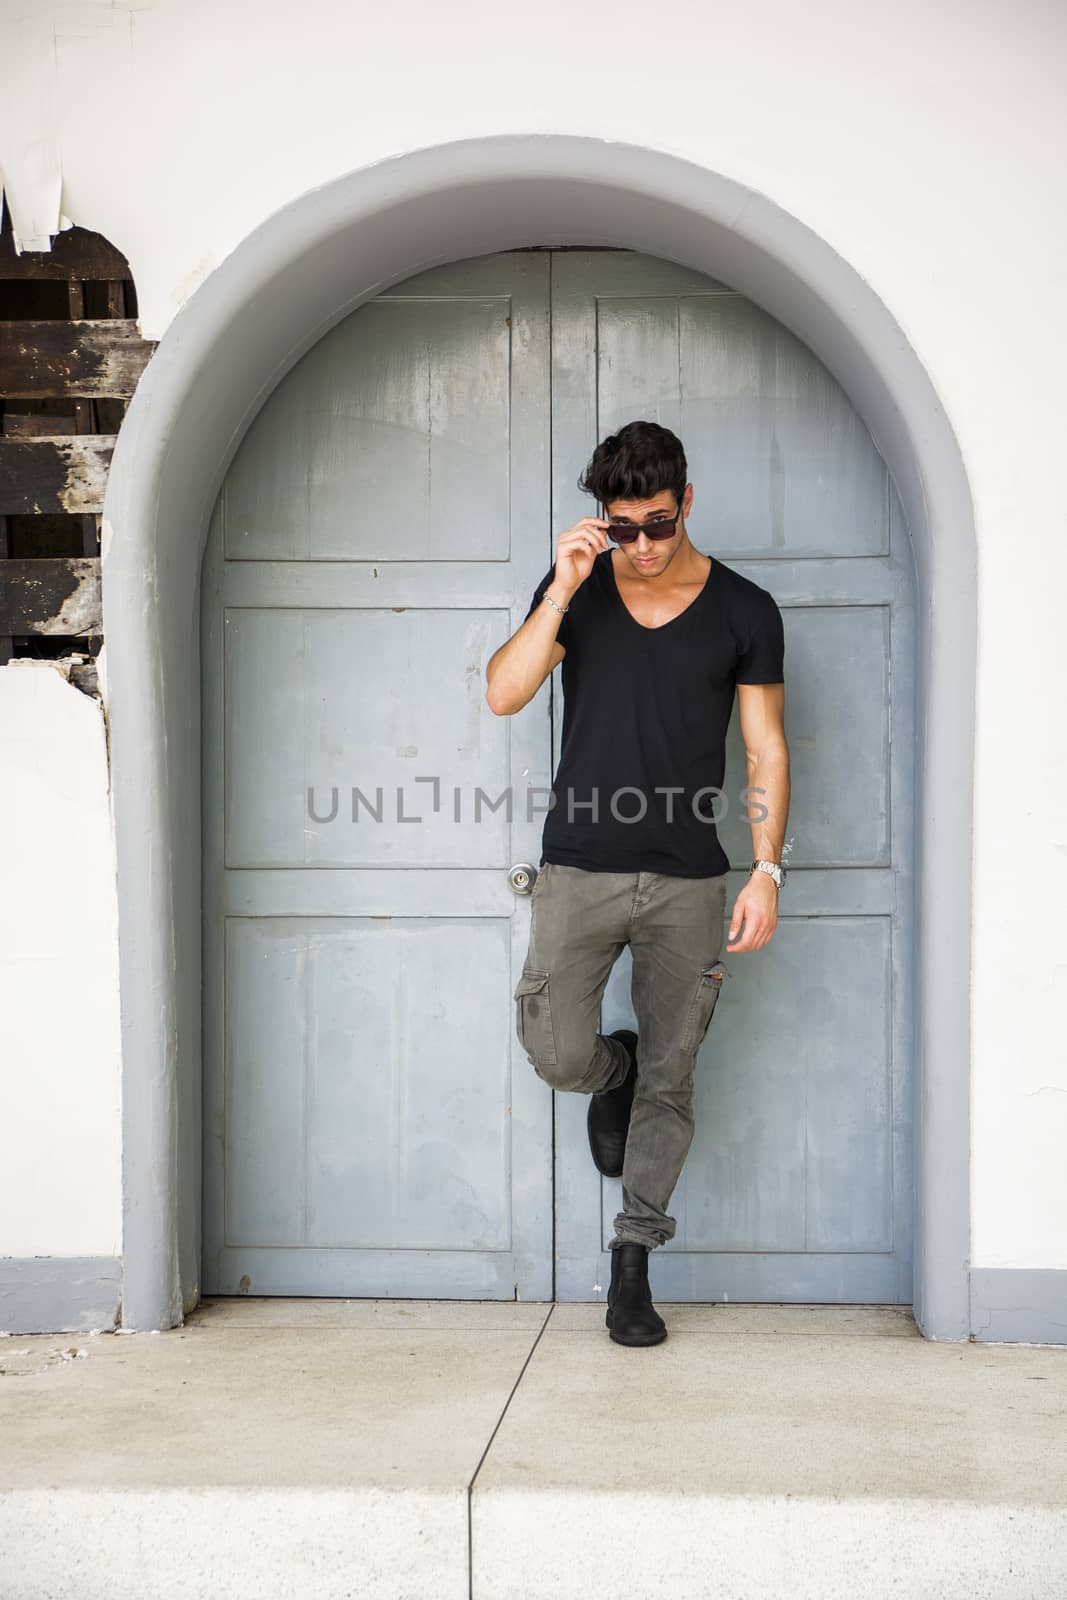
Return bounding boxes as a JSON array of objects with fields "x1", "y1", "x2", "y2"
[
  {"x1": 224, "y1": 607, "x2": 509, "y2": 867},
  {"x1": 549, "y1": 251, "x2": 915, "y2": 1304},
  {"x1": 223, "y1": 298, "x2": 513, "y2": 562},
  {"x1": 224, "y1": 916, "x2": 513, "y2": 1251},
  {"x1": 202, "y1": 253, "x2": 556, "y2": 1299}
]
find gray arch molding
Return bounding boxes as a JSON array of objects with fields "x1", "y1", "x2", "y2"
[{"x1": 102, "y1": 135, "x2": 975, "y2": 1336}]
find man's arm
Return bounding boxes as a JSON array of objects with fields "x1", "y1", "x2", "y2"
[
  {"x1": 484, "y1": 588, "x2": 570, "y2": 715},
  {"x1": 726, "y1": 681, "x2": 790, "y2": 953},
  {"x1": 485, "y1": 515, "x2": 611, "y2": 715}
]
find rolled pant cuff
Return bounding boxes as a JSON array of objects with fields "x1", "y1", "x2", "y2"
[{"x1": 611, "y1": 1231, "x2": 663, "y2": 1251}]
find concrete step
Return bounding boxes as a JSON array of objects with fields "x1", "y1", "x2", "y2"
[{"x1": 2, "y1": 1299, "x2": 1065, "y2": 1598}]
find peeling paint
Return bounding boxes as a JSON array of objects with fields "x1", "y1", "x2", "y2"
[
  {"x1": 3, "y1": 558, "x2": 101, "y2": 639},
  {"x1": 53, "y1": 569, "x2": 100, "y2": 634},
  {"x1": 1, "y1": 652, "x2": 100, "y2": 700}
]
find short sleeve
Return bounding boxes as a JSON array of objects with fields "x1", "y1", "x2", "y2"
[
  {"x1": 525, "y1": 563, "x2": 571, "y2": 649},
  {"x1": 735, "y1": 588, "x2": 785, "y2": 684}
]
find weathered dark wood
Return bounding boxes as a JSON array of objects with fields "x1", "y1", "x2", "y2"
[
  {"x1": 0, "y1": 320, "x2": 155, "y2": 398},
  {"x1": 0, "y1": 515, "x2": 11, "y2": 664},
  {"x1": 0, "y1": 437, "x2": 114, "y2": 514},
  {"x1": 74, "y1": 397, "x2": 97, "y2": 541},
  {"x1": 0, "y1": 558, "x2": 101, "y2": 636},
  {"x1": 95, "y1": 397, "x2": 126, "y2": 433},
  {"x1": 2, "y1": 396, "x2": 80, "y2": 431},
  {"x1": 6, "y1": 512, "x2": 87, "y2": 558},
  {"x1": 0, "y1": 223, "x2": 132, "y2": 283},
  {"x1": 2, "y1": 414, "x2": 77, "y2": 437},
  {"x1": 78, "y1": 513, "x2": 100, "y2": 556}
]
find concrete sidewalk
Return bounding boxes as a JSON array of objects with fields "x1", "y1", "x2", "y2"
[{"x1": 2, "y1": 1298, "x2": 1065, "y2": 1599}]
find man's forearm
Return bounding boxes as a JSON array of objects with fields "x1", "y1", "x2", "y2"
[{"x1": 746, "y1": 745, "x2": 790, "y2": 862}]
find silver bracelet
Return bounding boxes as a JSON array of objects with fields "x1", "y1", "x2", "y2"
[{"x1": 543, "y1": 593, "x2": 569, "y2": 616}]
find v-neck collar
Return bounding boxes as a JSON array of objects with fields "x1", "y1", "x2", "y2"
[{"x1": 606, "y1": 549, "x2": 715, "y2": 632}]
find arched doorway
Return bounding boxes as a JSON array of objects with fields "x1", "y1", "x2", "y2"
[
  {"x1": 200, "y1": 246, "x2": 916, "y2": 1306},
  {"x1": 101, "y1": 136, "x2": 975, "y2": 1336}
]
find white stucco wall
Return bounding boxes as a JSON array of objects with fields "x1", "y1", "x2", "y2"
[
  {"x1": 0, "y1": 0, "x2": 1064, "y2": 1271},
  {"x1": 0, "y1": 664, "x2": 122, "y2": 1257}
]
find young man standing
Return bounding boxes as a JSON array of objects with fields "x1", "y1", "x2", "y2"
[{"x1": 485, "y1": 421, "x2": 790, "y2": 1347}]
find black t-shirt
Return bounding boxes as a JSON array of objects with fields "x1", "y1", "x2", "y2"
[{"x1": 523, "y1": 548, "x2": 785, "y2": 878}]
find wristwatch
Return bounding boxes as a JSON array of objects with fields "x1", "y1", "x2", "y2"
[{"x1": 750, "y1": 859, "x2": 786, "y2": 891}]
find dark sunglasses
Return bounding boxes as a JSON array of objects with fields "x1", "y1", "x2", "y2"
[{"x1": 603, "y1": 506, "x2": 683, "y2": 545}]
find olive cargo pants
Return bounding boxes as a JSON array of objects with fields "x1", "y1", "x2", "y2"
[{"x1": 513, "y1": 862, "x2": 729, "y2": 1251}]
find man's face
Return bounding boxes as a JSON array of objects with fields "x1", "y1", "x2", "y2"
[{"x1": 604, "y1": 484, "x2": 692, "y2": 577}]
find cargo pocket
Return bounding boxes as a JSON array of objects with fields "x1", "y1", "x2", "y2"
[
  {"x1": 513, "y1": 966, "x2": 558, "y2": 1068},
  {"x1": 679, "y1": 959, "x2": 728, "y2": 1055}
]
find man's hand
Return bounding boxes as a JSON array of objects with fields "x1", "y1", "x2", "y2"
[
  {"x1": 553, "y1": 516, "x2": 611, "y2": 596},
  {"x1": 726, "y1": 872, "x2": 779, "y2": 953}
]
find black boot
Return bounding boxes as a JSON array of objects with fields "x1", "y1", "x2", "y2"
[
  {"x1": 605, "y1": 1241, "x2": 667, "y2": 1346},
  {"x1": 587, "y1": 1029, "x2": 638, "y2": 1177}
]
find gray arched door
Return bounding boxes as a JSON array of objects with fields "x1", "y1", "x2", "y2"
[{"x1": 201, "y1": 249, "x2": 915, "y2": 1303}]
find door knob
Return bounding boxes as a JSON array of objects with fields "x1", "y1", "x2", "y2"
[{"x1": 508, "y1": 862, "x2": 539, "y2": 895}]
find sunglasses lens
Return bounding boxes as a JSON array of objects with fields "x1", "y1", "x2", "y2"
[{"x1": 607, "y1": 516, "x2": 677, "y2": 543}]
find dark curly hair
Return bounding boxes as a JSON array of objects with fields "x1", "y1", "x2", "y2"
[{"x1": 577, "y1": 420, "x2": 688, "y2": 511}]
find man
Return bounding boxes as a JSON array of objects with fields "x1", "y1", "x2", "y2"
[{"x1": 484, "y1": 420, "x2": 790, "y2": 1347}]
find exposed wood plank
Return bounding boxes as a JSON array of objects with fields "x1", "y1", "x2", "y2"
[
  {"x1": 64, "y1": 285, "x2": 96, "y2": 452},
  {"x1": 0, "y1": 558, "x2": 101, "y2": 635},
  {"x1": 2, "y1": 414, "x2": 78, "y2": 437},
  {"x1": 79, "y1": 514, "x2": 100, "y2": 556},
  {"x1": 6, "y1": 512, "x2": 89, "y2": 558},
  {"x1": 94, "y1": 397, "x2": 126, "y2": 433},
  {"x1": 0, "y1": 515, "x2": 11, "y2": 663},
  {"x1": 1, "y1": 397, "x2": 80, "y2": 431},
  {"x1": 0, "y1": 320, "x2": 156, "y2": 398},
  {"x1": 0, "y1": 437, "x2": 114, "y2": 514},
  {"x1": 64, "y1": 319, "x2": 102, "y2": 555},
  {"x1": 0, "y1": 225, "x2": 132, "y2": 283}
]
